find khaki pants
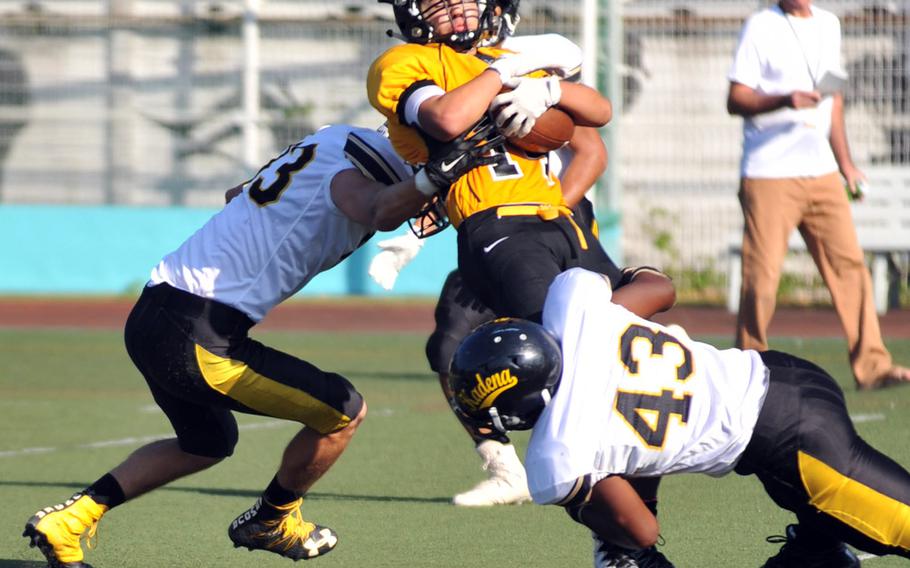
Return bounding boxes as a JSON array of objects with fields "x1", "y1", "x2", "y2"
[{"x1": 736, "y1": 172, "x2": 892, "y2": 386}]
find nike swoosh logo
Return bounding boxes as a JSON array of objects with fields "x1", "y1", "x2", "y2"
[
  {"x1": 483, "y1": 236, "x2": 510, "y2": 254},
  {"x1": 440, "y1": 154, "x2": 466, "y2": 173}
]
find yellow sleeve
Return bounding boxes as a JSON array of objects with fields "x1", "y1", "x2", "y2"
[
  {"x1": 367, "y1": 44, "x2": 447, "y2": 165},
  {"x1": 367, "y1": 44, "x2": 439, "y2": 124}
]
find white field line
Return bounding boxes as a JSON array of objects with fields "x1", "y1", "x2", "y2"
[
  {"x1": 2, "y1": 411, "x2": 883, "y2": 458},
  {"x1": 850, "y1": 413, "x2": 886, "y2": 423},
  {"x1": 0, "y1": 420, "x2": 289, "y2": 459},
  {"x1": 0, "y1": 413, "x2": 893, "y2": 563}
]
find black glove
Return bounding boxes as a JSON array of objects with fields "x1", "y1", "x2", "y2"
[{"x1": 422, "y1": 115, "x2": 505, "y2": 191}]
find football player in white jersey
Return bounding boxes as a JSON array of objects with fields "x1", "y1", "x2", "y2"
[
  {"x1": 448, "y1": 267, "x2": 910, "y2": 567},
  {"x1": 22, "y1": 122, "x2": 501, "y2": 568}
]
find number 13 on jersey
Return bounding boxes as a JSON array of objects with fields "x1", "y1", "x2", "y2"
[{"x1": 615, "y1": 324, "x2": 694, "y2": 449}]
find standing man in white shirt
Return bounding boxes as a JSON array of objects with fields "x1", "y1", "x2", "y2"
[
  {"x1": 21, "y1": 122, "x2": 499, "y2": 568},
  {"x1": 727, "y1": 0, "x2": 910, "y2": 390},
  {"x1": 448, "y1": 268, "x2": 910, "y2": 568}
]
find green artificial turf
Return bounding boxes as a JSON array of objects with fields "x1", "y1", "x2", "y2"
[{"x1": 1, "y1": 329, "x2": 908, "y2": 567}]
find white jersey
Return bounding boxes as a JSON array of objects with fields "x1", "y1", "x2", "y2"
[
  {"x1": 501, "y1": 33, "x2": 583, "y2": 80},
  {"x1": 150, "y1": 125, "x2": 412, "y2": 322},
  {"x1": 401, "y1": 33, "x2": 583, "y2": 128},
  {"x1": 526, "y1": 268, "x2": 770, "y2": 505},
  {"x1": 727, "y1": 4, "x2": 842, "y2": 178}
]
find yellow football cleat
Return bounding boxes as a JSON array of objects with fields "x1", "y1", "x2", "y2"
[
  {"x1": 23, "y1": 493, "x2": 108, "y2": 568},
  {"x1": 228, "y1": 497, "x2": 338, "y2": 560}
]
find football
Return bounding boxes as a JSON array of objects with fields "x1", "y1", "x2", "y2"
[{"x1": 504, "y1": 106, "x2": 575, "y2": 155}]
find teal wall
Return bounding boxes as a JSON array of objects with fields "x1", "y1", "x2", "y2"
[{"x1": 0, "y1": 205, "x2": 458, "y2": 296}]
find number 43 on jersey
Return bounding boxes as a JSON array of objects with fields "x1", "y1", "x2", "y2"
[{"x1": 615, "y1": 324, "x2": 693, "y2": 449}]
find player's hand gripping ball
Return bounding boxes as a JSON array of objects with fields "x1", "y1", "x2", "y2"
[
  {"x1": 506, "y1": 106, "x2": 575, "y2": 154},
  {"x1": 492, "y1": 77, "x2": 575, "y2": 154}
]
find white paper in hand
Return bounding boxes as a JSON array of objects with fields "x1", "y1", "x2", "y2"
[
  {"x1": 816, "y1": 70, "x2": 848, "y2": 96},
  {"x1": 367, "y1": 232, "x2": 425, "y2": 290}
]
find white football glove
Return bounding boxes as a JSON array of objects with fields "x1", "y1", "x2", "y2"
[
  {"x1": 489, "y1": 51, "x2": 574, "y2": 88},
  {"x1": 368, "y1": 232, "x2": 425, "y2": 291},
  {"x1": 490, "y1": 76, "x2": 562, "y2": 138}
]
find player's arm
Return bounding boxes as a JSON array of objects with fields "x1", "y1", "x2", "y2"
[
  {"x1": 556, "y1": 81, "x2": 612, "y2": 127},
  {"x1": 417, "y1": 46, "x2": 597, "y2": 141},
  {"x1": 564, "y1": 475, "x2": 659, "y2": 550},
  {"x1": 491, "y1": 76, "x2": 611, "y2": 139},
  {"x1": 559, "y1": 126, "x2": 607, "y2": 207},
  {"x1": 330, "y1": 169, "x2": 433, "y2": 231},
  {"x1": 332, "y1": 120, "x2": 503, "y2": 230},
  {"x1": 611, "y1": 267, "x2": 676, "y2": 319},
  {"x1": 416, "y1": 70, "x2": 504, "y2": 141},
  {"x1": 368, "y1": 50, "x2": 501, "y2": 143}
]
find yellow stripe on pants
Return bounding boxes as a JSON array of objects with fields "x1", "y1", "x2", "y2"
[
  {"x1": 195, "y1": 344, "x2": 351, "y2": 434},
  {"x1": 799, "y1": 451, "x2": 910, "y2": 550}
]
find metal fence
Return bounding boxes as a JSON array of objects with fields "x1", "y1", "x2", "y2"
[
  {"x1": 1, "y1": 0, "x2": 908, "y2": 300},
  {"x1": 613, "y1": 1, "x2": 909, "y2": 303}
]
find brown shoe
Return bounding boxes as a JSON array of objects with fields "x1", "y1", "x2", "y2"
[{"x1": 858, "y1": 366, "x2": 910, "y2": 391}]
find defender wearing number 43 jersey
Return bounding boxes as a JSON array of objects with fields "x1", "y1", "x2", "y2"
[
  {"x1": 449, "y1": 268, "x2": 910, "y2": 567},
  {"x1": 21, "y1": 123, "x2": 499, "y2": 568}
]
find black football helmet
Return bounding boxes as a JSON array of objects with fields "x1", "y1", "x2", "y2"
[
  {"x1": 448, "y1": 318, "x2": 562, "y2": 433},
  {"x1": 379, "y1": 0, "x2": 498, "y2": 51},
  {"x1": 479, "y1": 0, "x2": 520, "y2": 47}
]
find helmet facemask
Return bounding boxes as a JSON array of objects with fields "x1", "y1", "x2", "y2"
[
  {"x1": 408, "y1": 193, "x2": 450, "y2": 238},
  {"x1": 383, "y1": 0, "x2": 497, "y2": 51},
  {"x1": 478, "y1": 0, "x2": 520, "y2": 48}
]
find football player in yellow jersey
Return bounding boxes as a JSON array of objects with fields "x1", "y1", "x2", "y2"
[
  {"x1": 369, "y1": 0, "x2": 622, "y2": 323},
  {"x1": 369, "y1": 2, "x2": 677, "y2": 567}
]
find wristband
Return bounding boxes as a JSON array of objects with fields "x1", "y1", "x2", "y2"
[
  {"x1": 413, "y1": 169, "x2": 438, "y2": 197},
  {"x1": 487, "y1": 58, "x2": 515, "y2": 84},
  {"x1": 621, "y1": 265, "x2": 666, "y2": 280},
  {"x1": 545, "y1": 76, "x2": 563, "y2": 106}
]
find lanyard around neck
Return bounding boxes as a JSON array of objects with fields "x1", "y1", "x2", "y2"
[{"x1": 783, "y1": 12, "x2": 820, "y2": 86}]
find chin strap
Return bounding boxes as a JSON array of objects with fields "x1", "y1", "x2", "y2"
[{"x1": 487, "y1": 407, "x2": 507, "y2": 434}]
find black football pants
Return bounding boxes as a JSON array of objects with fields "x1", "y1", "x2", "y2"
[
  {"x1": 735, "y1": 350, "x2": 910, "y2": 558},
  {"x1": 124, "y1": 283, "x2": 363, "y2": 458},
  {"x1": 456, "y1": 206, "x2": 620, "y2": 323}
]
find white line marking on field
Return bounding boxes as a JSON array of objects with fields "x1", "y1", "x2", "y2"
[
  {"x1": 857, "y1": 552, "x2": 879, "y2": 561},
  {"x1": 850, "y1": 413, "x2": 886, "y2": 423},
  {"x1": 0, "y1": 420, "x2": 289, "y2": 459},
  {"x1": 0, "y1": 446, "x2": 57, "y2": 458}
]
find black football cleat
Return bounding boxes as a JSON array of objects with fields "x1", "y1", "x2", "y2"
[
  {"x1": 762, "y1": 524, "x2": 861, "y2": 568},
  {"x1": 593, "y1": 533, "x2": 676, "y2": 568},
  {"x1": 228, "y1": 497, "x2": 337, "y2": 561}
]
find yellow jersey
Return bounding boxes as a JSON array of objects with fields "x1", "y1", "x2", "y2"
[{"x1": 367, "y1": 42, "x2": 564, "y2": 228}]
